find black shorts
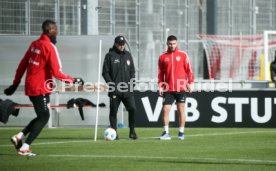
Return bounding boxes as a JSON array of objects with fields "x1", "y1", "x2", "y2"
[{"x1": 163, "y1": 91, "x2": 186, "y2": 105}]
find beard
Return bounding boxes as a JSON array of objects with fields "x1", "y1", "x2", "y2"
[
  {"x1": 168, "y1": 47, "x2": 176, "y2": 52},
  {"x1": 49, "y1": 35, "x2": 57, "y2": 45}
]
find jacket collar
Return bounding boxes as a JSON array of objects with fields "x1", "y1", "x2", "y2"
[{"x1": 39, "y1": 34, "x2": 51, "y2": 42}]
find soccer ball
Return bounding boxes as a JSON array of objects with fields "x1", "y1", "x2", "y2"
[{"x1": 104, "y1": 128, "x2": 117, "y2": 141}]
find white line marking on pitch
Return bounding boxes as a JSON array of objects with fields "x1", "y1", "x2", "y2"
[
  {"x1": 140, "y1": 130, "x2": 276, "y2": 140},
  {"x1": 44, "y1": 154, "x2": 276, "y2": 165},
  {"x1": 0, "y1": 140, "x2": 93, "y2": 147},
  {"x1": 0, "y1": 130, "x2": 275, "y2": 147}
]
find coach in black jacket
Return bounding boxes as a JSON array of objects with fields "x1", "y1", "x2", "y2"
[
  {"x1": 271, "y1": 51, "x2": 276, "y2": 87},
  {"x1": 102, "y1": 35, "x2": 137, "y2": 140}
]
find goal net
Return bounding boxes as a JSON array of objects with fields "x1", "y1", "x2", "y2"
[{"x1": 198, "y1": 32, "x2": 276, "y2": 80}]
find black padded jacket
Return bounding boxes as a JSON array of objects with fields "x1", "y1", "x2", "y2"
[{"x1": 102, "y1": 46, "x2": 135, "y2": 97}]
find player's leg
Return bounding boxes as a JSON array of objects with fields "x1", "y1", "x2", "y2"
[
  {"x1": 160, "y1": 104, "x2": 172, "y2": 140},
  {"x1": 109, "y1": 95, "x2": 121, "y2": 139},
  {"x1": 122, "y1": 95, "x2": 137, "y2": 139},
  {"x1": 160, "y1": 92, "x2": 174, "y2": 140},
  {"x1": 11, "y1": 118, "x2": 38, "y2": 151},
  {"x1": 162, "y1": 104, "x2": 171, "y2": 132},
  {"x1": 177, "y1": 103, "x2": 186, "y2": 127},
  {"x1": 176, "y1": 102, "x2": 185, "y2": 140},
  {"x1": 11, "y1": 117, "x2": 39, "y2": 151},
  {"x1": 18, "y1": 94, "x2": 50, "y2": 156},
  {"x1": 175, "y1": 91, "x2": 186, "y2": 140},
  {"x1": 10, "y1": 131, "x2": 24, "y2": 150}
]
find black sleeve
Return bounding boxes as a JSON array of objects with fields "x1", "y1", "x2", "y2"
[
  {"x1": 270, "y1": 63, "x2": 276, "y2": 81},
  {"x1": 102, "y1": 54, "x2": 113, "y2": 83},
  {"x1": 129, "y1": 53, "x2": 135, "y2": 80}
]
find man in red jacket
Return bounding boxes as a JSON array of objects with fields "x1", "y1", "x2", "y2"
[
  {"x1": 4, "y1": 20, "x2": 83, "y2": 156},
  {"x1": 158, "y1": 35, "x2": 194, "y2": 140}
]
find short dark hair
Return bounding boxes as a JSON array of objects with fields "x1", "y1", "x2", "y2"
[
  {"x1": 167, "y1": 35, "x2": 177, "y2": 42},
  {"x1": 42, "y1": 20, "x2": 56, "y2": 34}
]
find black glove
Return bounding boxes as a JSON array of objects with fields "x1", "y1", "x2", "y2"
[
  {"x1": 4, "y1": 85, "x2": 18, "y2": 96},
  {"x1": 73, "y1": 78, "x2": 84, "y2": 85}
]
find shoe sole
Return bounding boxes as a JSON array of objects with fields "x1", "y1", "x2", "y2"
[
  {"x1": 18, "y1": 151, "x2": 37, "y2": 157},
  {"x1": 18, "y1": 152, "x2": 37, "y2": 157},
  {"x1": 160, "y1": 137, "x2": 171, "y2": 140}
]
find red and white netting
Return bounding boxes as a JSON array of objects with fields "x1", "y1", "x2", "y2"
[{"x1": 198, "y1": 34, "x2": 276, "y2": 80}]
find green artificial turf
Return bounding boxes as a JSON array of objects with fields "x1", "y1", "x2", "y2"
[{"x1": 0, "y1": 128, "x2": 276, "y2": 171}]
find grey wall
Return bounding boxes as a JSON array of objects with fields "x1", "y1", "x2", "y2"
[
  {"x1": 0, "y1": 35, "x2": 130, "y2": 127},
  {"x1": 0, "y1": 35, "x2": 115, "y2": 84}
]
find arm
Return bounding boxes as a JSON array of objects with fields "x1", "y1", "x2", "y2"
[
  {"x1": 158, "y1": 57, "x2": 164, "y2": 96},
  {"x1": 184, "y1": 55, "x2": 194, "y2": 93},
  {"x1": 128, "y1": 53, "x2": 136, "y2": 91},
  {"x1": 4, "y1": 46, "x2": 31, "y2": 95},
  {"x1": 102, "y1": 54, "x2": 113, "y2": 83},
  {"x1": 129, "y1": 54, "x2": 136, "y2": 80}
]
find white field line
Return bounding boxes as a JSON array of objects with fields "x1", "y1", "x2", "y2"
[
  {"x1": 0, "y1": 140, "x2": 93, "y2": 148},
  {"x1": 0, "y1": 130, "x2": 276, "y2": 148},
  {"x1": 140, "y1": 130, "x2": 276, "y2": 140},
  {"x1": 44, "y1": 154, "x2": 276, "y2": 165},
  {"x1": 188, "y1": 130, "x2": 276, "y2": 137}
]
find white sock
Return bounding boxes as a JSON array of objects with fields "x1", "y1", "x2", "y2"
[
  {"x1": 16, "y1": 132, "x2": 24, "y2": 140},
  {"x1": 20, "y1": 143, "x2": 30, "y2": 151},
  {"x1": 179, "y1": 127, "x2": 185, "y2": 133},
  {"x1": 164, "y1": 125, "x2": 169, "y2": 133}
]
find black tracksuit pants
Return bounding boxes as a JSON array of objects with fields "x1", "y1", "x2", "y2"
[
  {"x1": 109, "y1": 94, "x2": 136, "y2": 131},
  {"x1": 22, "y1": 94, "x2": 50, "y2": 145}
]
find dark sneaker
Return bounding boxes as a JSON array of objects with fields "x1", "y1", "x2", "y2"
[
  {"x1": 129, "y1": 132, "x2": 138, "y2": 140},
  {"x1": 11, "y1": 135, "x2": 22, "y2": 150},
  {"x1": 160, "y1": 131, "x2": 171, "y2": 140},
  {"x1": 178, "y1": 132, "x2": 185, "y2": 140},
  {"x1": 115, "y1": 133, "x2": 119, "y2": 140}
]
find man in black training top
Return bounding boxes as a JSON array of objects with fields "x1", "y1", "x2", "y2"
[{"x1": 102, "y1": 35, "x2": 137, "y2": 140}]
